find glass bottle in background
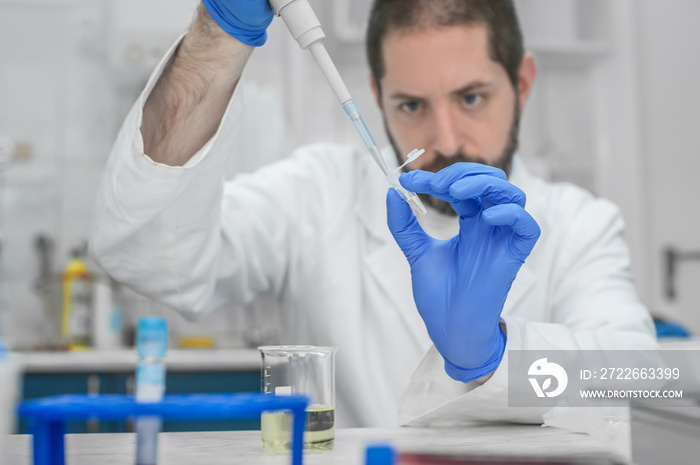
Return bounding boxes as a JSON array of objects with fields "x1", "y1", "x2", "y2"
[
  {"x1": 91, "y1": 277, "x2": 124, "y2": 349},
  {"x1": 135, "y1": 317, "x2": 168, "y2": 465},
  {"x1": 61, "y1": 249, "x2": 91, "y2": 348}
]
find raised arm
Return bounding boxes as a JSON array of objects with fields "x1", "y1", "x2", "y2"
[
  {"x1": 143, "y1": 1, "x2": 272, "y2": 165},
  {"x1": 90, "y1": 1, "x2": 280, "y2": 317}
]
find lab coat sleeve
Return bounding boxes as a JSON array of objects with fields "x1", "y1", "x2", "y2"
[
  {"x1": 89, "y1": 35, "x2": 348, "y2": 319},
  {"x1": 88, "y1": 34, "x2": 240, "y2": 318},
  {"x1": 398, "y1": 185, "x2": 658, "y2": 426}
]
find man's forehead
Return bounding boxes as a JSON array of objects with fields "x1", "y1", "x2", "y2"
[{"x1": 379, "y1": 24, "x2": 502, "y2": 92}]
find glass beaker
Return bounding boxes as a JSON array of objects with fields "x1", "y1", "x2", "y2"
[{"x1": 258, "y1": 345, "x2": 337, "y2": 452}]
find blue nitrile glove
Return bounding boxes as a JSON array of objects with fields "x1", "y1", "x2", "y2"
[
  {"x1": 386, "y1": 163, "x2": 541, "y2": 382},
  {"x1": 202, "y1": 0, "x2": 275, "y2": 47}
]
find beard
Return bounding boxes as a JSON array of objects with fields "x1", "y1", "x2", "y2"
[{"x1": 385, "y1": 98, "x2": 520, "y2": 217}]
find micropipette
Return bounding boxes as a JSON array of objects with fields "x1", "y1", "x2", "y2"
[{"x1": 268, "y1": 0, "x2": 427, "y2": 216}]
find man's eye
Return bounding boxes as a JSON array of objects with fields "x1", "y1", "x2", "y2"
[
  {"x1": 400, "y1": 101, "x2": 421, "y2": 113},
  {"x1": 463, "y1": 94, "x2": 482, "y2": 106}
]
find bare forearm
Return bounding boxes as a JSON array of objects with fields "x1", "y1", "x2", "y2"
[{"x1": 143, "y1": 5, "x2": 254, "y2": 166}]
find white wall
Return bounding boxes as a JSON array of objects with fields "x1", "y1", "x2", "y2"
[
  {"x1": 0, "y1": 0, "x2": 115, "y2": 346},
  {"x1": 0, "y1": 0, "x2": 217, "y2": 347},
  {"x1": 638, "y1": 0, "x2": 700, "y2": 332},
  {"x1": 0, "y1": 0, "x2": 314, "y2": 348}
]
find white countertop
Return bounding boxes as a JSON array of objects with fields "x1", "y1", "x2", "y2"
[
  {"x1": 15, "y1": 349, "x2": 261, "y2": 373},
  {"x1": 658, "y1": 338, "x2": 700, "y2": 350},
  {"x1": 8, "y1": 425, "x2": 626, "y2": 465}
]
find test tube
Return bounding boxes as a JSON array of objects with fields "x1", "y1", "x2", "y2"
[{"x1": 135, "y1": 317, "x2": 168, "y2": 465}]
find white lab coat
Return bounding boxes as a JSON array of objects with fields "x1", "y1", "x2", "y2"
[{"x1": 90, "y1": 39, "x2": 657, "y2": 428}]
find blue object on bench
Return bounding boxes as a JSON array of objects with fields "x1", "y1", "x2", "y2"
[
  {"x1": 18, "y1": 393, "x2": 309, "y2": 465},
  {"x1": 654, "y1": 319, "x2": 692, "y2": 339}
]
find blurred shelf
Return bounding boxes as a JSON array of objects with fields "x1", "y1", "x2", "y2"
[
  {"x1": 16, "y1": 348, "x2": 261, "y2": 373},
  {"x1": 529, "y1": 40, "x2": 611, "y2": 67}
]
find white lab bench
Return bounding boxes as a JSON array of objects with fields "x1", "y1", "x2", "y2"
[
  {"x1": 8, "y1": 425, "x2": 626, "y2": 465},
  {"x1": 12, "y1": 340, "x2": 699, "y2": 462}
]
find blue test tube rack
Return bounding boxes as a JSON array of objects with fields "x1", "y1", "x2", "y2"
[{"x1": 19, "y1": 392, "x2": 309, "y2": 465}]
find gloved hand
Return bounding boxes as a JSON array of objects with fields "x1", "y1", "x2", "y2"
[
  {"x1": 386, "y1": 163, "x2": 541, "y2": 382},
  {"x1": 202, "y1": 0, "x2": 275, "y2": 47}
]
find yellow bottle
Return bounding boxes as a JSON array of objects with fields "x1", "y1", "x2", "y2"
[{"x1": 61, "y1": 252, "x2": 91, "y2": 349}]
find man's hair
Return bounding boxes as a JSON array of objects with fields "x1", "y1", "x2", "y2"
[{"x1": 366, "y1": 0, "x2": 524, "y2": 92}]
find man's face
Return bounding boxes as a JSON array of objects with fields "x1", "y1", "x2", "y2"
[{"x1": 375, "y1": 24, "x2": 521, "y2": 189}]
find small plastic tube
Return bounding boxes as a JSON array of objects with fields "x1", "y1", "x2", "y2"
[
  {"x1": 386, "y1": 149, "x2": 427, "y2": 216},
  {"x1": 397, "y1": 149, "x2": 425, "y2": 170}
]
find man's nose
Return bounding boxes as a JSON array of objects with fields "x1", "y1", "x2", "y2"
[{"x1": 432, "y1": 105, "x2": 462, "y2": 157}]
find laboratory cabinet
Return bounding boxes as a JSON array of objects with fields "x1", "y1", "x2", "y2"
[{"x1": 17, "y1": 349, "x2": 262, "y2": 434}]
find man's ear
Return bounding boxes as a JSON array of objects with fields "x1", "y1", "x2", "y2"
[
  {"x1": 370, "y1": 73, "x2": 382, "y2": 108},
  {"x1": 516, "y1": 52, "x2": 537, "y2": 112}
]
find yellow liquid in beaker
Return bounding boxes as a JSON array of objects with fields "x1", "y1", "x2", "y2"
[{"x1": 261, "y1": 404, "x2": 335, "y2": 453}]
